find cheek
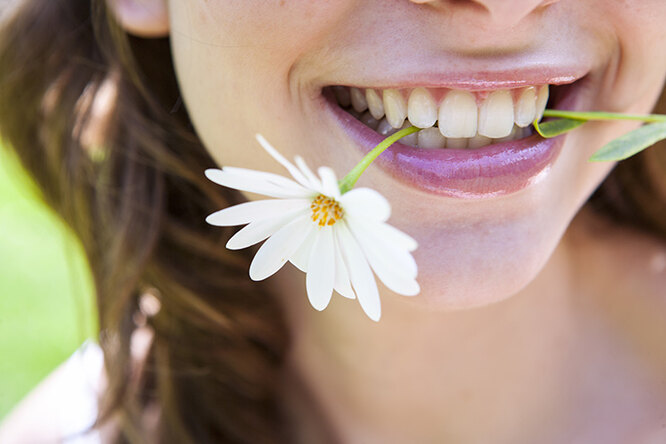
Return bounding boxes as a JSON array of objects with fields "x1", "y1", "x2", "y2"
[
  {"x1": 594, "y1": 0, "x2": 666, "y2": 112},
  {"x1": 168, "y1": 1, "x2": 293, "y2": 153},
  {"x1": 168, "y1": 0, "x2": 353, "y2": 168}
]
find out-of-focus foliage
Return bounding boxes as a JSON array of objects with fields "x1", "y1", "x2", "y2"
[{"x1": 0, "y1": 144, "x2": 96, "y2": 419}]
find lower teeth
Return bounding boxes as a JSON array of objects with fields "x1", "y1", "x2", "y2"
[{"x1": 347, "y1": 106, "x2": 533, "y2": 149}]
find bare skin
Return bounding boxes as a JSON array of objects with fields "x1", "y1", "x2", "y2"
[
  {"x1": 2, "y1": 215, "x2": 664, "y2": 443},
  {"x1": 274, "y1": 207, "x2": 666, "y2": 444},
  {"x1": 2, "y1": 0, "x2": 666, "y2": 443}
]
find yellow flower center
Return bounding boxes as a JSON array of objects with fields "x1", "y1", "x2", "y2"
[{"x1": 310, "y1": 194, "x2": 344, "y2": 227}]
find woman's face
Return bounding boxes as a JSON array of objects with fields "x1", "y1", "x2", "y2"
[{"x1": 168, "y1": 0, "x2": 666, "y2": 309}]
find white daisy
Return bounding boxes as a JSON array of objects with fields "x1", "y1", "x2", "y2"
[{"x1": 205, "y1": 134, "x2": 419, "y2": 321}]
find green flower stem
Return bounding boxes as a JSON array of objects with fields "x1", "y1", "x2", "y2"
[
  {"x1": 338, "y1": 109, "x2": 666, "y2": 194},
  {"x1": 338, "y1": 126, "x2": 421, "y2": 194},
  {"x1": 542, "y1": 109, "x2": 666, "y2": 123},
  {"x1": 535, "y1": 109, "x2": 666, "y2": 162}
]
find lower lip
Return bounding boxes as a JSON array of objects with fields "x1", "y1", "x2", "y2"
[{"x1": 325, "y1": 97, "x2": 566, "y2": 199}]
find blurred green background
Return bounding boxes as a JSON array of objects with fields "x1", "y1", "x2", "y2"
[{"x1": 0, "y1": 143, "x2": 96, "y2": 420}]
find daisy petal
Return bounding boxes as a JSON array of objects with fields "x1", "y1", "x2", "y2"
[
  {"x1": 255, "y1": 134, "x2": 311, "y2": 188},
  {"x1": 306, "y1": 227, "x2": 335, "y2": 311},
  {"x1": 318, "y1": 167, "x2": 341, "y2": 199},
  {"x1": 338, "y1": 222, "x2": 381, "y2": 321},
  {"x1": 333, "y1": 229, "x2": 355, "y2": 299},
  {"x1": 222, "y1": 167, "x2": 313, "y2": 196},
  {"x1": 206, "y1": 168, "x2": 312, "y2": 199},
  {"x1": 249, "y1": 214, "x2": 314, "y2": 281},
  {"x1": 294, "y1": 156, "x2": 323, "y2": 192},
  {"x1": 290, "y1": 227, "x2": 317, "y2": 272},
  {"x1": 347, "y1": 219, "x2": 419, "y2": 296},
  {"x1": 206, "y1": 198, "x2": 310, "y2": 226},
  {"x1": 220, "y1": 167, "x2": 305, "y2": 189},
  {"x1": 377, "y1": 222, "x2": 418, "y2": 252},
  {"x1": 226, "y1": 207, "x2": 308, "y2": 250},
  {"x1": 351, "y1": 216, "x2": 418, "y2": 252},
  {"x1": 347, "y1": 217, "x2": 417, "y2": 278},
  {"x1": 339, "y1": 188, "x2": 391, "y2": 222}
]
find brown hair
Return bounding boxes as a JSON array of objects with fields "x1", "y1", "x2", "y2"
[
  {"x1": 0, "y1": 0, "x2": 664, "y2": 442},
  {"x1": 0, "y1": 1, "x2": 288, "y2": 443},
  {"x1": 589, "y1": 108, "x2": 666, "y2": 239}
]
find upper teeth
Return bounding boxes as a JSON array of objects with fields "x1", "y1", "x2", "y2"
[
  {"x1": 439, "y1": 89, "x2": 478, "y2": 138},
  {"x1": 335, "y1": 85, "x2": 549, "y2": 149}
]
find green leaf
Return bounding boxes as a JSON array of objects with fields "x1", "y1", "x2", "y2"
[
  {"x1": 589, "y1": 121, "x2": 666, "y2": 162},
  {"x1": 533, "y1": 118, "x2": 586, "y2": 138}
]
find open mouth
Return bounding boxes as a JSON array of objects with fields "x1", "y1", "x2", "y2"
[
  {"x1": 325, "y1": 83, "x2": 574, "y2": 149},
  {"x1": 322, "y1": 78, "x2": 583, "y2": 198}
]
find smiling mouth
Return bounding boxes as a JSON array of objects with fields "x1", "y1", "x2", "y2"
[
  {"x1": 325, "y1": 84, "x2": 567, "y2": 149},
  {"x1": 322, "y1": 76, "x2": 584, "y2": 198}
]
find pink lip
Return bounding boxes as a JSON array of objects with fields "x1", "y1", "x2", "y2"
[
  {"x1": 328, "y1": 103, "x2": 562, "y2": 198},
  {"x1": 348, "y1": 66, "x2": 586, "y2": 91},
  {"x1": 324, "y1": 76, "x2": 584, "y2": 199}
]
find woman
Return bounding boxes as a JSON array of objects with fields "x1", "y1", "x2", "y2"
[{"x1": 0, "y1": 0, "x2": 665, "y2": 442}]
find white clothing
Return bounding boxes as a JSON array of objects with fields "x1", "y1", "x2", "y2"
[{"x1": 58, "y1": 341, "x2": 103, "y2": 444}]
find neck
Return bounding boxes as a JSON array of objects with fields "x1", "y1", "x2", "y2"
[{"x1": 277, "y1": 225, "x2": 582, "y2": 443}]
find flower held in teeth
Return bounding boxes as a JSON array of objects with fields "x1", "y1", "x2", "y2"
[{"x1": 205, "y1": 134, "x2": 419, "y2": 321}]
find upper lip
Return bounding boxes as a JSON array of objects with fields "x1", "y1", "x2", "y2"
[{"x1": 337, "y1": 64, "x2": 589, "y2": 92}]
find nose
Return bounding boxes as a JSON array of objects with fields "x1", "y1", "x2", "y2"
[{"x1": 409, "y1": 0, "x2": 559, "y2": 27}]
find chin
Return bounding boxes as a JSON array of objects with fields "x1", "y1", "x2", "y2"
[{"x1": 397, "y1": 203, "x2": 566, "y2": 311}]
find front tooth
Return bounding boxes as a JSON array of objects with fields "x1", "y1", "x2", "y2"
[
  {"x1": 515, "y1": 87, "x2": 536, "y2": 127},
  {"x1": 418, "y1": 127, "x2": 446, "y2": 149},
  {"x1": 350, "y1": 87, "x2": 368, "y2": 113},
  {"x1": 535, "y1": 85, "x2": 549, "y2": 121},
  {"x1": 478, "y1": 90, "x2": 514, "y2": 138},
  {"x1": 438, "y1": 90, "x2": 477, "y2": 138},
  {"x1": 333, "y1": 86, "x2": 351, "y2": 107},
  {"x1": 365, "y1": 89, "x2": 385, "y2": 120},
  {"x1": 383, "y1": 89, "x2": 407, "y2": 128},
  {"x1": 446, "y1": 137, "x2": 469, "y2": 149},
  {"x1": 360, "y1": 111, "x2": 379, "y2": 130},
  {"x1": 493, "y1": 125, "x2": 520, "y2": 143},
  {"x1": 407, "y1": 88, "x2": 437, "y2": 128},
  {"x1": 467, "y1": 134, "x2": 492, "y2": 149}
]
